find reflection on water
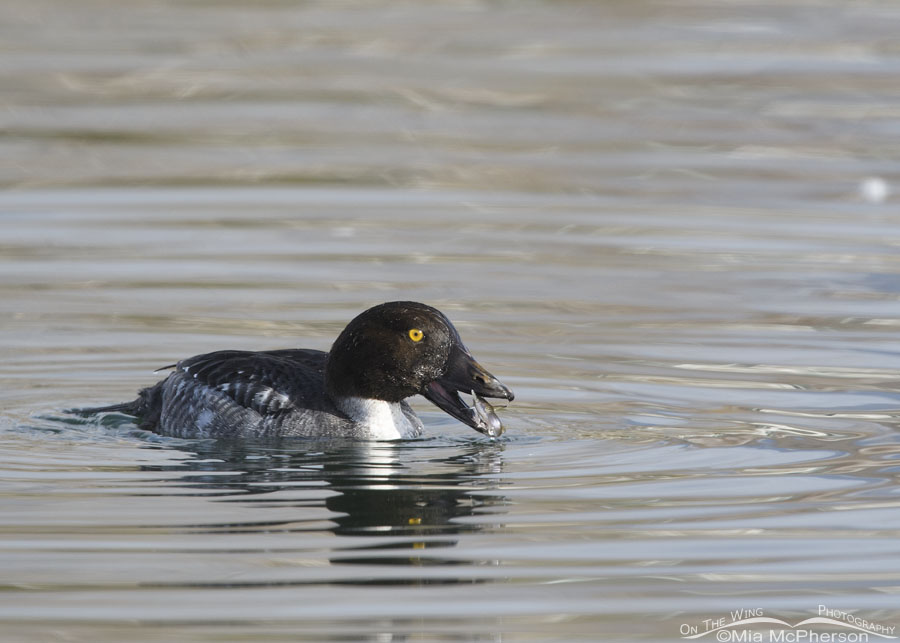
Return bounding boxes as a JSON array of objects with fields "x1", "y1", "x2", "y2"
[
  {"x1": 3, "y1": 403, "x2": 898, "y2": 641},
  {"x1": 177, "y1": 438, "x2": 506, "y2": 536},
  {"x1": 137, "y1": 437, "x2": 509, "y2": 587},
  {"x1": 3, "y1": 0, "x2": 900, "y2": 640}
]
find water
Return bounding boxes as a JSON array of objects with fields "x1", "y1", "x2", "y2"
[{"x1": 2, "y1": 0, "x2": 900, "y2": 641}]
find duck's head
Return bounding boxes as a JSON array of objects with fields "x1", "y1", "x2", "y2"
[{"x1": 325, "y1": 301, "x2": 514, "y2": 436}]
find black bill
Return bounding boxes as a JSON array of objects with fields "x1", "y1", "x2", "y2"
[{"x1": 423, "y1": 344, "x2": 514, "y2": 437}]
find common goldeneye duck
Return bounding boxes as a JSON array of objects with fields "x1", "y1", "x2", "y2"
[{"x1": 83, "y1": 301, "x2": 514, "y2": 441}]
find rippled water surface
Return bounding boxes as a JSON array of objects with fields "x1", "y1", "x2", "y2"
[{"x1": 2, "y1": 0, "x2": 900, "y2": 641}]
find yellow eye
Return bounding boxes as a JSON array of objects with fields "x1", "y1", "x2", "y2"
[{"x1": 408, "y1": 328, "x2": 424, "y2": 342}]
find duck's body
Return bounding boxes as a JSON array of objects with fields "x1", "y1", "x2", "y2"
[
  {"x1": 85, "y1": 302, "x2": 513, "y2": 440},
  {"x1": 129, "y1": 349, "x2": 424, "y2": 440}
]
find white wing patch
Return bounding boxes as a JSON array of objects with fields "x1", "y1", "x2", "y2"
[
  {"x1": 253, "y1": 387, "x2": 290, "y2": 411},
  {"x1": 211, "y1": 381, "x2": 290, "y2": 413},
  {"x1": 196, "y1": 409, "x2": 215, "y2": 430}
]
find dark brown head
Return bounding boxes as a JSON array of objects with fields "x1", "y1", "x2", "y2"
[{"x1": 324, "y1": 301, "x2": 513, "y2": 434}]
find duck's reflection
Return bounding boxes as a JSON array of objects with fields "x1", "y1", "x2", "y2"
[{"x1": 143, "y1": 436, "x2": 508, "y2": 582}]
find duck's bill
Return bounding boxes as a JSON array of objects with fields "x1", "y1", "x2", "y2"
[{"x1": 423, "y1": 345, "x2": 514, "y2": 437}]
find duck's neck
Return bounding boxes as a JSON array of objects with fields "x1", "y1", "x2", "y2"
[
  {"x1": 333, "y1": 396, "x2": 423, "y2": 440},
  {"x1": 324, "y1": 334, "x2": 412, "y2": 403}
]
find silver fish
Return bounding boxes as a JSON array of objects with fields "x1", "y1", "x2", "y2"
[{"x1": 471, "y1": 390, "x2": 504, "y2": 438}]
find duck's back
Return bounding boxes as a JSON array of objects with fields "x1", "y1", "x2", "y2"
[{"x1": 136, "y1": 349, "x2": 358, "y2": 439}]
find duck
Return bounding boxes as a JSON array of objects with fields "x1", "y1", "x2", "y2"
[{"x1": 82, "y1": 301, "x2": 514, "y2": 440}]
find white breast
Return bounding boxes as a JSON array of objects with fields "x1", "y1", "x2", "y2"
[{"x1": 336, "y1": 397, "x2": 423, "y2": 440}]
